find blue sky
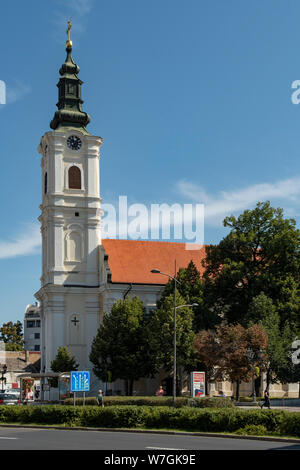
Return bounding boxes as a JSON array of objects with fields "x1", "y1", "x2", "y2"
[{"x1": 1, "y1": 0, "x2": 300, "y2": 325}]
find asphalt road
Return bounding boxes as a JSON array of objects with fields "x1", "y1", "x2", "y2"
[{"x1": 0, "y1": 427, "x2": 298, "y2": 451}]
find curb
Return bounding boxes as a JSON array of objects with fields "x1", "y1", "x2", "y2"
[{"x1": 0, "y1": 424, "x2": 299, "y2": 444}]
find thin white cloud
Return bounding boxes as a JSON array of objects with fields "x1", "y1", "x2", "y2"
[
  {"x1": 71, "y1": 0, "x2": 93, "y2": 16},
  {"x1": 0, "y1": 224, "x2": 41, "y2": 260},
  {"x1": 52, "y1": 0, "x2": 94, "y2": 40},
  {"x1": 177, "y1": 177, "x2": 300, "y2": 225}
]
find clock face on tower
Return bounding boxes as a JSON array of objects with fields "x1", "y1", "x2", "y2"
[{"x1": 67, "y1": 135, "x2": 82, "y2": 151}]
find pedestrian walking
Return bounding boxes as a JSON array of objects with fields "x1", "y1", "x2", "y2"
[
  {"x1": 96, "y1": 389, "x2": 104, "y2": 407},
  {"x1": 260, "y1": 388, "x2": 271, "y2": 409}
]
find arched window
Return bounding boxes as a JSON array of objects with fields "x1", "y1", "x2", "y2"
[
  {"x1": 68, "y1": 232, "x2": 81, "y2": 261},
  {"x1": 44, "y1": 172, "x2": 47, "y2": 194},
  {"x1": 68, "y1": 166, "x2": 81, "y2": 189}
]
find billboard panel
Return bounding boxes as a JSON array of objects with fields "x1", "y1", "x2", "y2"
[{"x1": 191, "y1": 371, "x2": 205, "y2": 397}]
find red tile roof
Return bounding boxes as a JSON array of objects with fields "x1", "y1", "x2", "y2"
[{"x1": 101, "y1": 239, "x2": 206, "y2": 284}]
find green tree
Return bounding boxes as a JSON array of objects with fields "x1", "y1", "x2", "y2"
[
  {"x1": 50, "y1": 346, "x2": 79, "y2": 387},
  {"x1": 157, "y1": 261, "x2": 219, "y2": 331},
  {"x1": 246, "y1": 293, "x2": 298, "y2": 388},
  {"x1": 51, "y1": 346, "x2": 79, "y2": 373},
  {"x1": 89, "y1": 297, "x2": 155, "y2": 396},
  {"x1": 203, "y1": 202, "x2": 300, "y2": 328},
  {"x1": 276, "y1": 275, "x2": 300, "y2": 330},
  {"x1": 0, "y1": 321, "x2": 23, "y2": 351},
  {"x1": 149, "y1": 291, "x2": 196, "y2": 393}
]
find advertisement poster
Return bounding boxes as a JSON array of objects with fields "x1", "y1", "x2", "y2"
[
  {"x1": 59, "y1": 376, "x2": 71, "y2": 399},
  {"x1": 191, "y1": 371, "x2": 205, "y2": 397},
  {"x1": 21, "y1": 378, "x2": 34, "y2": 401}
]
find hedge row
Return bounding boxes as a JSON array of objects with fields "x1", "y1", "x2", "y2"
[
  {"x1": 64, "y1": 396, "x2": 234, "y2": 409},
  {"x1": 0, "y1": 405, "x2": 299, "y2": 437}
]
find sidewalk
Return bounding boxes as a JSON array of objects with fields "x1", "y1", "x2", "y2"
[{"x1": 238, "y1": 406, "x2": 300, "y2": 412}]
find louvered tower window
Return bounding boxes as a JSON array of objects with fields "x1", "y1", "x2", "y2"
[{"x1": 68, "y1": 166, "x2": 81, "y2": 189}]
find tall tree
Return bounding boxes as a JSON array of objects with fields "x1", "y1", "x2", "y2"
[
  {"x1": 0, "y1": 321, "x2": 23, "y2": 351},
  {"x1": 194, "y1": 322, "x2": 268, "y2": 400},
  {"x1": 157, "y1": 261, "x2": 219, "y2": 331},
  {"x1": 203, "y1": 202, "x2": 300, "y2": 328},
  {"x1": 89, "y1": 297, "x2": 155, "y2": 396},
  {"x1": 194, "y1": 329, "x2": 223, "y2": 383},
  {"x1": 149, "y1": 291, "x2": 196, "y2": 393},
  {"x1": 246, "y1": 293, "x2": 298, "y2": 388}
]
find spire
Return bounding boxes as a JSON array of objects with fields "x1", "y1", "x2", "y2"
[{"x1": 50, "y1": 20, "x2": 91, "y2": 133}]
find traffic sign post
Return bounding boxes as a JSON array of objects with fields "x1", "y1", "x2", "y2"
[{"x1": 70, "y1": 371, "x2": 90, "y2": 406}]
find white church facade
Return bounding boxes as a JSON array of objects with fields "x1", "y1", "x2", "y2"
[{"x1": 32, "y1": 27, "x2": 298, "y2": 398}]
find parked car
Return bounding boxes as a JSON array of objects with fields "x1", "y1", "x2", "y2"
[
  {"x1": 0, "y1": 393, "x2": 20, "y2": 405},
  {"x1": 5, "y1": 388, "x2": 21, "y2": 396}
]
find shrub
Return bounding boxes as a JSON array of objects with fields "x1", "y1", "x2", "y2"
[
  {"x1": 0, "y1": 405, "x2": 296, "y2": 437},
  {"x1": 63, "y1": 396, "x2": 234, "y2": 408},
  {"x1": 278, "y1": 412, "x2": 300, "y2": 437},
  {"x1": 64, "y1": 396, "x2": 187, "y2": 407},
  {"x1": 191, "y1": 397, "x2": 234, "y2": 408},
  {"x1": 235, "y1": 425, "x2": 268, "y2": 436}
]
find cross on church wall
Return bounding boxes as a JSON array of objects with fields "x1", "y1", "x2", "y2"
[{"x1": 71, "y1": 316, "x2": 80, "y2": 326}]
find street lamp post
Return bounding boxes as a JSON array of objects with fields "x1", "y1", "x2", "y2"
[
  {"x1": 151, "y1": 261, "x2": 178, "y2": 407},
  {"x1": 151, "y1": 262, "x2": 198, "y2": 407},
  {"x1": 246, "y1": 349, "x2": 263, "y2": 402},
  {"x1": 246, "y1": 349, "x2": 256, "y2": 402}
]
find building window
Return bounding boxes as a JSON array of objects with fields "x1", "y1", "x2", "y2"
[
  {"x1": 67, "y1": 83, "x2": 75, "y2": 95},
  {"x1": 68, "y1": 166, "x2": 81, "y2": 189},
  {"x1": 27, "y1": 321, "x2": 35, "y2": 328},
  {"x1": 34, "y1": 345, "x2": 40, "y2": 351},
  {"x1": 44, "y1": 172, "x2": 47, "y2": 194},
  {"x1": 68, "y1": 232, "x2": 82, "y2": 261},
  {"x1": 34, "y1": 333, "x2": 40, "y2": 339},
  {"x1": 36, "y1": 320, "x2": 41, "y2": 327}
]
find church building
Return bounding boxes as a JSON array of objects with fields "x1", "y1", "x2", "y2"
[
  {"x1": 34, "y1": 26, "x2": 207, "y2": 395},
  {"x1": 33, "y1": 25, "x2": 298, "y2": 398}
]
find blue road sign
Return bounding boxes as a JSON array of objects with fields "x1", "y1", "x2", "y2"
[{"x1": 71, "y1": 371, "x2": 90, "y2": 392}]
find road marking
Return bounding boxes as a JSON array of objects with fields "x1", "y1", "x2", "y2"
[
  {"x1": 0, "y1": 437, "x2": 18, "y2": 440},
  {"x1": 146, "y1": 447, "x2": 185, "y2": 450}
]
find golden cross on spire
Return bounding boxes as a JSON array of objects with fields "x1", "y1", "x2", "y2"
[{"x1": 66, "y1": 19, "x2": 72, "y2": 48}]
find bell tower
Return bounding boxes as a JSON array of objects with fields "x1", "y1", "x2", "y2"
[{"x1": 35, "y1": 22, "x2": 103, "y2": 372}]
